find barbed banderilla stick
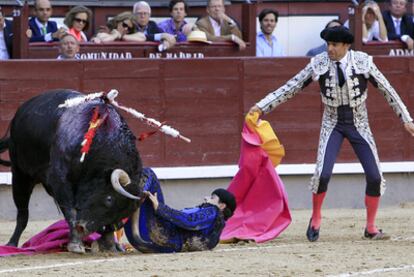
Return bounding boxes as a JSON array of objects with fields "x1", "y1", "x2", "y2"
[{"x1": 106, "y1": 90, "x2": 191, "y2": 143}]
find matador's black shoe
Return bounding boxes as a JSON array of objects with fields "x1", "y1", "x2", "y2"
[
  {"x1": 364, "y1": 229, "x2": 391, "y2": 240},
  {"x1": 306, "y1": 218, "x2": 320, "y2": 242}
]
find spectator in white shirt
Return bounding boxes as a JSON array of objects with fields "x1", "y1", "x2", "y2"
[
  {"x1": 195, "y1": 0, "x2": 246, "y2": 50},
  {"x1": 256, "y1": 8, "x2": 284, "y2": 57},
  {"x1": 0, "y1": 7, "x2": 13, "y2": 59},
  {"x1": 362, "y1": 0, "x2": 388, "y2": 43}
]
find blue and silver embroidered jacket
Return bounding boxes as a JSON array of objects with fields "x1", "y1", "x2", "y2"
[
  {"x1": 124, "y1": 167, "x2": 225, "y2": 253},
  {"x1": 153, "y1": 202, "x2": 225, "y2": 252}
]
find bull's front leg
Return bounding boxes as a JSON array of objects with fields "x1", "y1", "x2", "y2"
[
  {"x1": 64, "y1": 208, "x2": 87, "y2": 254},
  {"x1": 94, "y1": 230, "x2": 117, "y2": 252},
  {"x1": 48, "y1": 172, "x2": 86, "y2": 254},
  {"x1": 94, "y1": 222, "x2": 125, "y2": 252},
  {"x1": 55, "y1": 202, "x2": 86, "y2": 254}
]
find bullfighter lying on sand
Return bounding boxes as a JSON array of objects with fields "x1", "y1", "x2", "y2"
[{"x1": 124, "y1": 168, "x2": 236, "y2": 253}]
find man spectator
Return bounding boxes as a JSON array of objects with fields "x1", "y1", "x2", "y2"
[
  {"x1": 28, "y1": 0, "x2": 66, "y2": 42},
  {"x1": 158, "y1": 0, "x2": 193, "y2": 42},
  {"x1": 57, "y1": 33, "x2": 80, "y2": 59},
  {"x1": 256, "y1": 9, "x2": 284, "y2": 57},
  {"x1": 196, "y1": 0, "x2": 246, "y2": 50},
  {"x1": 382, "y1": 0, "x2": 414, "y2": 49},
  {"x1": 306, "y1": 19, "x2": 342, "y2": 57},
  {"x1": 133, "y1": 1, "x2": 176, "y2": 49},
  {"x1": 0, "y1": 7, "x2": 13, "y2": 59}
]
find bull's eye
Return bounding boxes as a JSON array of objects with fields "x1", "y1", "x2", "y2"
[{"x1": 104, "y1": 195, "x2": 114, "y2": 207}]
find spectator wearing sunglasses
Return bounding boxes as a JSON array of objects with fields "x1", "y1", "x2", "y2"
[
  {"x1": 92, "y1": 12, "x2": 145, "y2": 43},
  {"x1": 28, "y1": 0, "x2": 66, "y2": 42},
  {"x1": 63, "y1": 6, "x2": 92, "y2": 42}
]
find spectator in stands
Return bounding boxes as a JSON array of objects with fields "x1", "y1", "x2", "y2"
[
  {"x1": 28, "y1": 0, "x2": 66, "y2": 42},
  {"x1": 57, "y1": 33, "x2": 80, "y2": 59},
  {"x1": 362, "y1": 1, "x2": 388, "y2": 43},
  {"x1": 158, "y1": 0, "x2": 194, "y2": 42},
  {"x1": 306, "y1": 19, "x2": 342, "y2": 57},
  {"x1": 92, "y1": 12, "x2": 145, "y2": 43},
  {"x1": 382, "y1": 0, "x2": 414, "y2": 49},
  {"x1": 133, "y1": 1, "x2": 176, "y2": 50},
  {"x1": 63, "y1": 6, "x2": 92, "y2": 42},
  {"x1": 0, "y1": 7, "x2": 13, "y2": 59},
  {"x1": 196, "y1": 0, "x2": 246, "y2": 50},
  {"x1": 256, "y1": 9, "x2": 284, "y2": 57}
]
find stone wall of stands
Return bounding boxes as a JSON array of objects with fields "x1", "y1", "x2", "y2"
[{"x1": 0, "y1": 56, "x2": 413, "y2": 171}]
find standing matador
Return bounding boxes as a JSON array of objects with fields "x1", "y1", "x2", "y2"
[{"x1": 249, "y1": 26, "x2": 414, "y2": 242}]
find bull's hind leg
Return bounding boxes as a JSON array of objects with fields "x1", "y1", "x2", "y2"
[{"x1": 7, "y1": 169, "x2": 35, "y2": 247}]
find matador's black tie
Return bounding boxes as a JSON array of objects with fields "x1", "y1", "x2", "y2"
[{"x1": 336, "y1": 61, "x2": 345, "y2": 87}]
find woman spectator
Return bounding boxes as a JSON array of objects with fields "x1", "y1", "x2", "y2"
[
  {"x1": 362, "y1": 0, "x2": 388, "y2": 43},
  {"x1": 91, "y1": 12, "x2": 146, "y2": 43},
  {"x1": 63, "y1": 6, "x2": 92, "y2": 42}
]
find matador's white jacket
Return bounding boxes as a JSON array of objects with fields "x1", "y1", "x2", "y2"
[{"x1": 256, "y1": 50, "x2": 413, "y2": 195}]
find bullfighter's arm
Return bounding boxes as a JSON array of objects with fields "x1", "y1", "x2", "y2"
[
  {"x1": 155, "y1": 203, "x2": 219, "y2": 231},
  {"x1": 256, "y1": 63, "x2": 314, "y2": 114},
  {"x1": 368, "y1": 61, "x2": 413, "y2": 123}
]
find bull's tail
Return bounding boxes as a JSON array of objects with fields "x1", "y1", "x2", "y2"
[{"x1": 0, "y1": 131, "x2": 11, "y2": 167}]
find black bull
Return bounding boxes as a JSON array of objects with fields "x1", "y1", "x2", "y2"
[{"x1": 0, "y1": 90, "x2": 144, "y2": 253}]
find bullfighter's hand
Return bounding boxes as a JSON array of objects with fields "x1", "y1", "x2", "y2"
[
  {"x1": 144, "y1": 191, "x2": 159, "y2": 210},
  {"x1": 248, "y1": 105, "x2": 262, "y2": 116},
  {"x1": 404, "y1": 121, "x2": 414, "y2": 137}
]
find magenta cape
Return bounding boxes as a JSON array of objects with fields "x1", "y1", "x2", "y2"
[
  {"x1": 220, "y1": 125, "x2": 291, "y2": 243},
  {"x1": 0, "y1": 220, "x2": 100, "y2": 257}
]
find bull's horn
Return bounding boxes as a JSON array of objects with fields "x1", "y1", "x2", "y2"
[{"x1": 111, "y1": 169, "x2": 141, "y2": 200}]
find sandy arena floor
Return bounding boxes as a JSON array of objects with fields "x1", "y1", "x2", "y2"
[{"x1": 1, "y1": 204, "x2": 414, "y2": 277}]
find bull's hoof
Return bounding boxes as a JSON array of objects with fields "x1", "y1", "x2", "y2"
[
  {"x1": 67, "y1": 242, "x2": 86, "y2": 254},
  {"x1": 90, "y1": 240, "x2": 120, "y2": 253}
]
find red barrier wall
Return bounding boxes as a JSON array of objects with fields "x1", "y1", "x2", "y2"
[{"x1": 1, "y1": 57, "x2": 413, "y2": 170}]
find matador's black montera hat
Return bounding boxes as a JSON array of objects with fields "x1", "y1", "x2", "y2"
[
  {"x1": 212, "y1": 188, "x2": 236, "y2": 220},
  {"x1": 320, "y1": 26, "x2": 354, "y2": 44}
]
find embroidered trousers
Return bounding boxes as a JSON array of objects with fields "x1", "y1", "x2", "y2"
[{"x1": 315, "y1": 106, "x2": 382, "y2": 196}]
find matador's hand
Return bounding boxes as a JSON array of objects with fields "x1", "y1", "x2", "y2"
[
  {"x1": 404, "y1": 122, "x2": 414, "y2": 137},
  {"x1": 143, "y1": 191, "x2": 159, "y2": 210},
  {"x1": 248, "y1": 105, "x2": 262, "y2": 116}
]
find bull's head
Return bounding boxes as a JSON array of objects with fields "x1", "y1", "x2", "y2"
[{"x1": 72, "y1": 166, "x2": 144, "y2": 238}]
